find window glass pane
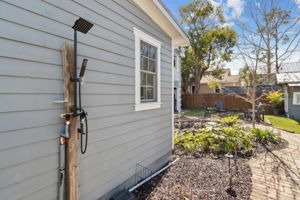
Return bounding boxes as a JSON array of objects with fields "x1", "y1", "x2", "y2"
[
  {"x1": 139, "y1": 40, "x2": 158, "y2": 103},
  {"x1": 140, "y1": 87, "x2": 146, "y2": 100},
  {"x1": 140, "y1": 72, "x2": 146, "y2": 85},
  {"x1": 147, "y1": 74, "x2": 155, "y2": 86},
  {"x1": 140, "y1": 41, "x2": 148, "y2": 56},
  {"x1": 149, "y1": 59, "x2": 156, "y2": 72},
  {"x1": 146, "y1": 87, "x2": 154, "y2": 100},
  {"x1": 297, "y1": 94, "x2": 300, "y2": 104},
  {"x1": 140, "y1": 56, "x2": 148, "y2": 71},
  {"x1": 173, "y1": 56, "x2": 177, "y2": 69},
  {"x1": 149, "y1": 45, "x2": 157, "y2": 59}
]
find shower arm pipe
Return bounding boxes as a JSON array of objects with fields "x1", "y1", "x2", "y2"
[{"x1": 73, "y1": 30, "x2": 78, "y2": 115}]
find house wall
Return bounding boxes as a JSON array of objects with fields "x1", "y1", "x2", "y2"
[
  {"x1": 288, "y1": 86, "x2": 300, "y2": 120},
  {"x1": 173, "y1": 49, "x2": 181, "y2": 112},
  {"x1": 199, "y1": 84, "x2": 215, "y2": 94},
  {"x1": 0, "y1": 1, "x2": 173, "y2": 200}
]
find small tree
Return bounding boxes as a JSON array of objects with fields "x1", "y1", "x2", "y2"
[
  {"x1": 207, "y1": 79, "x2": 221, "y2": 91},
  {"x1": 266, "y1": 90, "x2": 284, "y2": 109},
  {"x1": 231, "y1": 0, "x2": 299, "y2": 127},
  {"x1": 238, "y1": 0, "x2": 300, "y2": 82}
]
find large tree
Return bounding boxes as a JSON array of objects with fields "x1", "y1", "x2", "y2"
[{"x1": 180, "y1": 0, "x2": 237, "y2": 94}]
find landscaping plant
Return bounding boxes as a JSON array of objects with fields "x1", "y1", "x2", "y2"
[
  {"x1": 175, "y1": 116, "x2": 282, "y2": 154},
  {"x1": 175, "y1": 116, "x2": 253, "y2": 154},
  {"x1": 266, "y1": 90, "x2": 284, "y2": 109},
  {"x1": 251, "y1": 128, "x2": 280, "y2": 144}
]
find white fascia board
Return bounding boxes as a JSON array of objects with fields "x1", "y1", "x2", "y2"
[
  {"x1": 288, "y1": 83, "x2": 300, "y2": 87},
  {"x1": 133, "y1": 0, "x2": 189, "y2": 47}
]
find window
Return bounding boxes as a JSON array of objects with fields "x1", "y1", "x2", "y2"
[
  {"x1": 293, "y1": 92, "x2": 300, "y2": 105},
  {"x1": 134, "y1": 28, "x2": 162, "y2": 111},
  {"x1": 173, "y1": 56, "x2": 177, "y2": 70},
  {"x1": 215, "y1": 86, "x2": 221, "y2": 94},
  {"x1": 191, "y1": 85, "x2": 196, "y2": 94},
  {"x1": 140, "y1": 41, "x2": 157, "y2": 102},
  {"x1": 173, "y1": 55, "x2": 179, "y2": 70}
]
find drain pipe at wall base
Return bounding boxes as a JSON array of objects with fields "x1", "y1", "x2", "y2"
[{"x1": 128, "y1": 158, "x2": 180, "y2": 193}]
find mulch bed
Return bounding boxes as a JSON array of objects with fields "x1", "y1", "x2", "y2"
[
  {"x1": 133, "y1": 138, "x2": 288, "y2": 200},
  {"x1": 133, "y1": 152, "x2": 252, "y2": 200},
  {"x1": 133, "y1": 118, "x2": 289, "y2": 200}
]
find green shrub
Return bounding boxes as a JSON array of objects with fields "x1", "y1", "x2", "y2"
[
  {"x1": 266, "y1": 90, "x2": 284, "y2": 109},
  {"x1": 251, "y1": 128, "x2": 280, "y2": 143},
  {"x1": 175, "y1": 116, "x2": 282, "y2": 153},
  {"x1": 175, "y1": 116, "x2": 253, "y2": 153},
  {"x1": 216, "y1": 115, "x2": 239, "y2": 126}
]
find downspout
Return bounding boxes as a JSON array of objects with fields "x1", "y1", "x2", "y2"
[
  {"x1": 171, "y1": 41, "x2": 175, "y2": 149},
  {"x1": 284, "y1": 85, "x2": 289, "y2": 118}
]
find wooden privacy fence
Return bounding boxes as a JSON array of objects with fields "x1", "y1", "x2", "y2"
[{"x1": 182, "y1": 94, "x2": 253, "y2": 110}]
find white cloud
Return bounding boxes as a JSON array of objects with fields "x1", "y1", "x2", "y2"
[
  {"x1": 209, "y1": 0, "x2": 222, "y2": 8},
  {"x1": 255, "y1": 1, "x2": 261, "y2": 9},
  {"x1": 227, "y1": 0, "x2": 244, "y2": 19},
  {"x1": 296, "y1": 0, "x2": 300, "y2": 9},
  {"x1": 222, "y1": 21, "x2": 235, "y2": 27}
]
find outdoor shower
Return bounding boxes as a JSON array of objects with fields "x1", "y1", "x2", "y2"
[
  {"x1": 58, "y1": 17, "x2": 93, "y2": 200},
  {"x1": 71, "y1": 17, "x2": 93, "y2": 154}
]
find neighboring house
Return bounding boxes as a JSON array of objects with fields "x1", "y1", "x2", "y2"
[
  {"x1": 0, "y1": 1, "x2": 189, "y2": 200},
  {"x1": 223, "y1": 85, "x2": 282, "y2": 95},
  {"x1": 188, "y1": 69, "x2": 241, "y2": 94},
  {"x1": 257, "y1": 61, "x2": 300, "y2": 84},
  {"x1": 173, "y1": 49, "x2": 182, "y2": 112},
  {"x1": 276, "y1": 62, "x2": 300, "y2": 120}
]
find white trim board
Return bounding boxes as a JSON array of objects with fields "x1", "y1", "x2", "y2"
[
  {"x1": 133, "y1": 0, "x2": 189, "y2": 47},
  {"x1": 293, "y1": 92, "x2": 300, "y2": 105}
]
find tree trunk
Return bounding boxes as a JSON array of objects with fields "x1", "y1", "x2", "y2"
[
  {"x1": 275, "y1": 28, "x2": 279, "y2": 73},
  {"x1": 251, "y1": 87, "x2": 256, "y2": 128},
  {"x1": 267, "y1": 42, "x2": 272, "y2": 84},
  {"x1": 194, "y1": 57, "x2": 201, "y2": 94}
]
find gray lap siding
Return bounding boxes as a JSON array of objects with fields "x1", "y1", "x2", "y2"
[
  {"x1": 288, "y1": 86, "x2": 300, "y2": 120},
  {"x1": 0, "y1": 0, "x2": 172, "y2": 199}
]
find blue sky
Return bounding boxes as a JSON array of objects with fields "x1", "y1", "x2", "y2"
[{"x1": 162, "y1": 0, "x2": 300, "y2": 74}]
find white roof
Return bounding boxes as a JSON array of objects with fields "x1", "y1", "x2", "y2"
[
  {"x1": 276, "y1": 73, "x2": 300, "y2": 84},
  {"x1": 133, "y1": 0, "x2": 190, "y2": 47},
  {"x1": 280, "y1": 62, "x2": 300, "y2": 73},
  {"x1": 257, "y1": 61, "x2": 300, "y2": 74}
]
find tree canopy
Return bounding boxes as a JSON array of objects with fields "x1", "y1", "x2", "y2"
[{"x1": 180, "y1": 0, "x2": 237, "y2": 94}]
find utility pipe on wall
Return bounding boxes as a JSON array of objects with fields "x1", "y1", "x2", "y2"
[{"x1": 128, "y1": 158, "x2": 179, "y2": 192}]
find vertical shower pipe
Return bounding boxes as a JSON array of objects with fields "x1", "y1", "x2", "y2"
[{"x1": 73, "y1": 29, "x2": 77, "y2": 115}]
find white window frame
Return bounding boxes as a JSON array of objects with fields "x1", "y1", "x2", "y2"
[
  {"x1": 293, "y1": 92, "x2": 300, "y2": 105},
  {"x1": 173, "y1": 55, "x2": 179, "y2": 70},
  {"x1": 133, "y1": 28, "x2": 162, "y2": 111}
]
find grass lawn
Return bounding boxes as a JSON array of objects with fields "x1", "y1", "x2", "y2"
[
  {"x1": 265, "y1": 115, "x2": 300, "y2": 133},
  {"x1": 182, "y1": 108, "x2": 205, "y2": 117},
  {"x1": 181, "y1": 108, "x2": 243, "y2": 118}
]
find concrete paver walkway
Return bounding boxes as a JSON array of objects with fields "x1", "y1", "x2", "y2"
[{"x1": 249, "y1": 124, "x2": 300, "y2": 200}]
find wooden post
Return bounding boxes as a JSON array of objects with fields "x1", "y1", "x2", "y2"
[{"x1": 62, "y1": 42, "x2": 79, "y2": 200}]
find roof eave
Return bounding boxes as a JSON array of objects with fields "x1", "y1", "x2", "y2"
[{"x1": 133, "y1": 0, "x2": 190, "y2": 48}]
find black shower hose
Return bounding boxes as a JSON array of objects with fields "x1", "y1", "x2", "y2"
[
  {"x1": 79, "y1": 109, "x2": 88, "y2": 154},
  {"x1": 78, "y1": 80, "x2": 88, "y2": 154}
]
